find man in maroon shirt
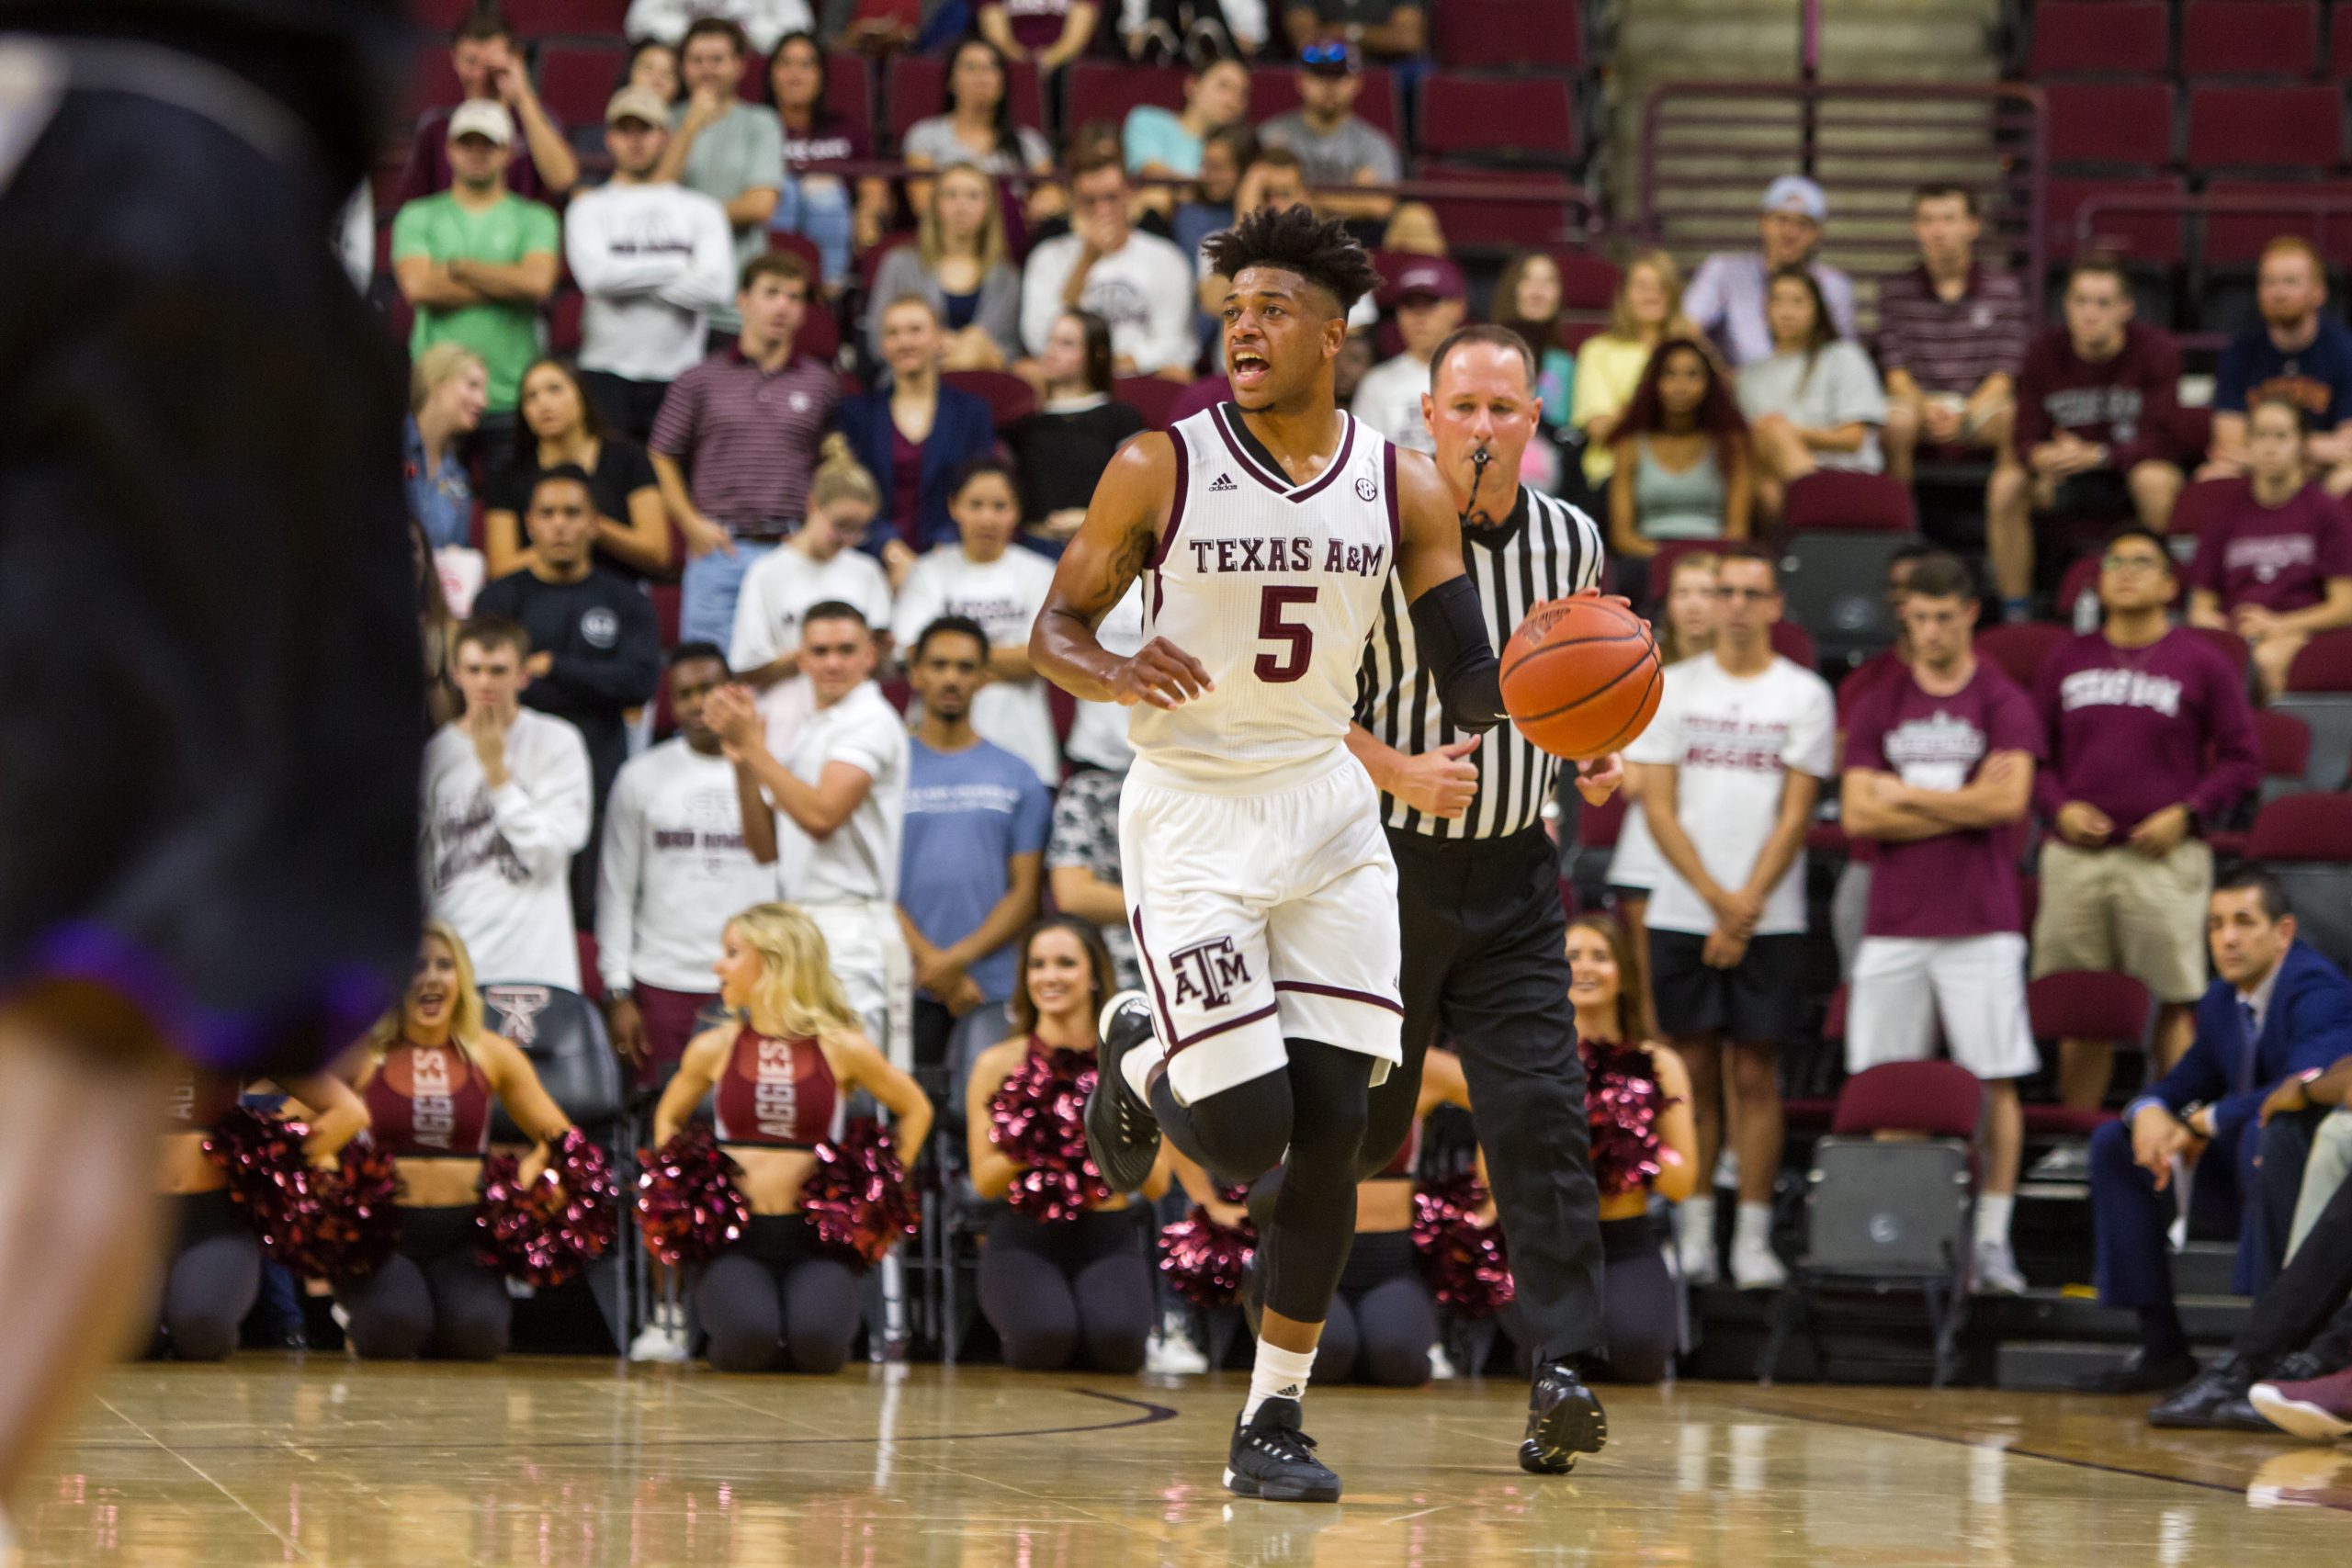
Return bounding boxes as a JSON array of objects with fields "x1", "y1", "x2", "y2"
[
  {"x1": 2003, "y1": 256, "x2": 2187, "y2": 621},
  {"x1": 2033, "y1": 525, "x2": 2263, "y2": 1107},
  {"x1": 395, "y1": 6, "x2": 576, "y2": 207},
  {"x1": 1829, "y1": 543, "x2": 1932, "y2": 974},
  {"x1": 1841, "y1": 552, "x2": 2043, "y2": 1294}
]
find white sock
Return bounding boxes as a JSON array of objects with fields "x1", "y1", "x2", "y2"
[
  {"x1": 1974, "y1": 1192, "x2": 2015, "y2": 1248},
  {"x1": 1120, "y1": 1034, "x2": 1169, "y2": 1104},
  {"x1": 1679, "y1": 1195, "x2": 1715, "y2": 1255},
  {"x1": 1241, "y1": 1338, "x2": 1317, "y2": 1423},
  {"x1": 1734, "y1": 1201, "x2": 1773, "y2": 1252}
]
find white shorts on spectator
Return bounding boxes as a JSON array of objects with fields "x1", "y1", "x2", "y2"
[{"x1": 1847, "y1": 932, "x2": 2041, "y2": 1081}]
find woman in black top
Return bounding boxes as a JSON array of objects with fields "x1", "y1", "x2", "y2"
[
  {"x1": 1005, "y1": 310, "x2": 1146, "y2": 555},
  {"x1": 483, "y1": 359, "x2": 671, "y2": 581}
]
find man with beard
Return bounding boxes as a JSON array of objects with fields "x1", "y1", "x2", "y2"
[{"x1": 2201, "y1": 236, "x2": 2352, "y2": 497}]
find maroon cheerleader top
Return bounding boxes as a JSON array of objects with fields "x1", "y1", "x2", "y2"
[
  {"x1": 364, "y1": 1041, "x2": 493, "y2": 1158},
  {"x1": 714, "y1": 1026, "x2": 844, "y2": 1151},
  {"x1": 164, "y1": 1066, "x2": 241, "y2": 1132}
]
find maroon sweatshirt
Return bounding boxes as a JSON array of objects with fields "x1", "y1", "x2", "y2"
[
  {"x1": 2014, "y1": 321, "x2": 2184, "y2": 471},
  {"x1": 2031, "y1": 626, "x2": 2262, "y2": 832}
]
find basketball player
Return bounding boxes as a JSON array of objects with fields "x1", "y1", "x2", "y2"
[
  {"x1": 1031, "y1": 205, "x2": 1517, "y2": 1505},
  {"x1": 1351, "y1": 323, "x2": 1616, "y2": 1473},
  {"x1": 0, "y1": 0, "x2": 421, "y2": 1504}
]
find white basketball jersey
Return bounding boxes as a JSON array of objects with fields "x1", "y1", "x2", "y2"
[{"x1": 1129, "y1": 403, "x2": 1401, "y2": 791}]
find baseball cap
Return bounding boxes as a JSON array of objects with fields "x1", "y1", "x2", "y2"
[
  {"x1": 1385, "y1": 256, "x2": 1466, "y2": 307},
  {"x1": 447, "y1": 98, "x2": 515, "y2": 147},
  {"x1": 1300, "y1": 37, "x2": 1361, "y2": 77},
  {"x1": 605, "y1": 85, "x2": 672, "y2": 128},
  {"x1": 1761, "y1": 175, "x2": 1826, "y2": 221}
]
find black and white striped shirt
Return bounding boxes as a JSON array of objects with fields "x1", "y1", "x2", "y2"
[{"x1": 1355, "y1": 485, "x2": 1606, "y2": 840}]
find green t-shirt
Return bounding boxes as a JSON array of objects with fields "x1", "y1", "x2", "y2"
[{"x1": 390, "y1": 189, "x2": 560, "y2": 411}]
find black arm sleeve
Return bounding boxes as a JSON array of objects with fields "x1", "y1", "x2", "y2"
[{"x1": 1408, "y1": 574, "x2": 1508, "y2": 734}]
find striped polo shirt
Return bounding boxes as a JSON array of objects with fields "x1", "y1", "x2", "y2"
[
  {"x1": 649, "y1": 347, "x2": 841, "y2": 536},
  {"x1": 1873, "y1": 264, "x2": 2030, "y2": 398}
]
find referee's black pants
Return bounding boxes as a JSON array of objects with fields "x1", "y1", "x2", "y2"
[{"x1": 1361, "y1": 825, "x2": 1606, "y2": 1366}]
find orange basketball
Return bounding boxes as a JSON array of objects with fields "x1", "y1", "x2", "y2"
[{"x1": 1499, "y1": 596, "x2": 1664, "y2": 761}]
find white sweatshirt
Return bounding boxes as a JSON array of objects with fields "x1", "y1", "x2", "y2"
[
  {"x1": 622, "y1": 0, "x2": 813, "y2": 52},
  {"x1": 729, "y1": 543, "x2": 897, "y2": 675},
  {"x1": 891, "y1": 544, "x2": 1062, "y2": 785},
  {"x1": 1021, "y1": 229, "x2": 1200, "y2": 375},
  {"x1": 421, "y1": 709, "x2": 594, "y2": 990},
  {"x1": 564, "y1": 180, "x2": 738, "y2": 383},
  {"x1": 596, "y1": 739, "x2": 779, "y2": 994}
]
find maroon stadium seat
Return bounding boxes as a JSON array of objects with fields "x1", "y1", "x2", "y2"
[
  {"x1": 2250, "y1": 791, "x2": 2352, "y2": 858},
  {"x1": 2336, "y1": 3, "x2": 2352, "y2": 76},
  {"x1": 737, "y1": 53, "x2": 768, "y2": 103},
  {"x1": 2180, "y1": 1, "x2": 2321, "y2": 77},
  {"x1": 1547, "y1": 248, "x2": 1621, "y2": 310},
  {"x1": 2202, "y1": 179, "x2": 2352, "y2": 266},
  {"x1": 943, "y1": 370, "x2": 1037, "y2": 429},
  {"x1": 2187, "y1": 85, "x2": 2343, "y2": 170},
  {"x1": 2030, "y1": 2, "x2": 2168, "y2": 76},
  {"x1": 1975, "y1": 622, "x2": 2070, "y2": 690},
  {"x1": 1418, "y1": 73, "x2": 1577, "y2": 163},
  {"x1": 1115, "y1": 375, "x2": 1189, "y2": 430},
  {"x1": 2256, "y1": 707, "x2": 2315, "y2": 786},
  {"x1": 503, "y1": 0, "x2": 627, "y2": 35},
  {"x1": 2046, "y1": 82, "x2": 2176, "y2": 168},
  {"x1": 2287, "y1": 627, "x2": 2352, "y2": 691},
  {"x1": 547, "y1": 289, "x2": 583, "y2": 355},
  {"x1": 825, "y1": 54, "x2": 874, "y2": 145},
  {"x1": 1434, "y1": 0, "x2": 1583, "y2": 69},
  {"x1": 409, "y1": 39, "x2": 464, "y2": 117},
  {"x1": 413, "y1": 0, "x2": 474, "y2": 30},
  {"x1": 1577, "y1": 787, "x2": 1624, "y2": 849},
  {"x1": 2170, "y1": 475, "x2": 2250, "y2": 544},
  {"x1": 1831, "y1": 1061, "x2": 1982, "y2": 1140},
  {"x1": 1063, "y1": 62, "x2": 1186, "y2": 134},
  {"x1": 537, "y1": 42, "x2": 628, "y2": 129},
  {"x1": 888, "y1": 54, "x2": 1047, "y2": 143},
  {"x1": 1414, "y1": 163, "x2": 1581, "y2": 249},
  {"x1": 2185, "y1": 623, "x2": 2254, "y2": 676},
  {"x1": 1768, "y1": 619, "x2": 1815, "y2": 669},
  {"x1": 859, "y1": 233, "x2": 918, "y2": 295},
  {"x1": 2028, "y1": 971, "x2": 2154, "y2": 1054},
  {"x1": 1781, "y1": 470, "x2": 1916, "y2": 532},
  {"x1": 1249, "y1": 66, "x2": 1401, "y2": 140},
  {"x1": 2046, "y1": 175, "x2": 2187, "y2": 263}
]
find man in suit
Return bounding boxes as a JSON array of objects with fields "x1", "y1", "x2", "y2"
[{"x1": 2079, "y1": 867, "x2": 2352, "y2": 1393}]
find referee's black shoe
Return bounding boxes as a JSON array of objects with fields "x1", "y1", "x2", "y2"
[
  {"x1": 1521, "y1": 1361, "x2": 1608, "y2": 1474},
  {"x1": 1087, "y1": 991, "x2": 1163, "y2": 1194},
  {"x1": 1225, "y1": 1397, "x2": 1342, "y2": 1502}
]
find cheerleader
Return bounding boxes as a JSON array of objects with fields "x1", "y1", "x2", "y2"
[
  {"x1": 654, "y1": 904, "x2": 932, "y2": 1374},
  {"x1": 153, "y1": 1067, "x2": 368, "y2": 1360},
  {"x1": 337, "y1": 924, "x2": 578, "y2": 1360},
  {"x1": 967, "y1": 919, "x2": 1165, "y2": 1373},
  {"x1": 1566, "y1": 915, "x2": 1699, "y2": 1382}
]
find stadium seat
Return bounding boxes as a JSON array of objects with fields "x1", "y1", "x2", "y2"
[
  {"x1": 502, "y1": 0, "x2": 626, "y2": 35},
  {"x1": 1115, "y1": 375, "x2": 1189, "y2": 430},
  {"x1": 1975, "y1": 622, "x2": 2070, "y2": 691},
  {"x1": 2248, "y1": 793, "x2": 2352, "y2": 966},
  {"x1": 1063, "y1": 62, "x2": 1186, "y2": 134},
  {"x1": 2182, "y1": 623, "x2": 2252, "y2": 678},
  {"x1": 1248, "y1": 66, "x2": 1401, "y2": 140},
  {"x1": 2276, "y1": 628, "x2": 2352, "y2": 791},
  {"x1": 943, "y1": 369, "x2": 1037, "y2": 429},
  {"x1": 408, "y1": 39, "x2": 464, "y2": 118},
  {"x1": 2186, "y1": 85, "x2": 2343, "y2": 171},
  {"x1": 2256, "y1": 707, "x2": 2317, "y2": 800},
  {"x1": 1414, "y1": 163, "x2": 1583, "y2": 251},
  {"x1": 2180, "y1": 1, "x2": 2321, "y2": 78},
  {"x1": 1782, "y1": 526, "x2": 1917, "y2": 671},
  {"x1": 413, "y1": 0, "x2": 474, "y2": 29},
  {"x1": 2200, "y1": 179, "x2": 2352, "y2": 268},
  {"x1": 2045, "y1": 82, "x2": 2176, "y2": 169},
  {"x1": 2170, "y1": 475, "x2": 2249, "y2": 543},
  {"x1": 537, "y1": 42, "x2": 628, "y2": 130},
  {"x1": 737, "y1": 52, "x2": 768, "y2": 103},
  {"x1": 825, "y1": 54, "x2": 875, "y2": 146},
  {"x1": 1781, "y1": 471, "x2": 1915, "y2": 532},
  {"x1": 1418, "y1": 73, "x2": 1577, "y2": 164},
  {"x1": 2336, "y1": 3, "x2": 2352, "y2": 77},
  {"x1": 888, "y1": 54, "x2": 1047, "y2": 143},
  {"x1": 547, "y1": 289, "x2": 583, "y2": 355},
  {"x1": 1433, "y1": 0, "x2": 1583, "y2": 69},
  {"x1": 2028, "y1": 970, "x2": 2154, "y2": 1055},
  {"x1": 1546, "y1": 248, "x2": 1621, "y2": 310},
  {"x1": 2046, "y1": 175, "x2": 2187, "y2": 264},
  {"x1": 2030, "y1": 1, "x2": 2168, "y2": 77}
]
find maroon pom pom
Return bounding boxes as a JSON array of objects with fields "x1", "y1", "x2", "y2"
[
  {"x1": 1411, "y1": 1171, "x2": 1514, "y2": 1319},
  {"x1": 1581, "y1": 1040, "x2": 1679, "y2": 1199},
  {"x1": 634, "y1": 1122, "x2": 751, "y2": 1268},
  {"x1": 799, "y1": 1119, "x2": 920, "y2": 1269},
  {"x1": 205, "y1": 1107, "x2": 401, "y2": 1279},
  {"x1": 474, "y1": 1130, "x2": 620, "y2": 1288},
  {"x1": 1158, "y1": 1207, "x2": 1256, "y2": 1307},
  {"x1": 989, "y1": 1046, "x2": 1111, "y2": 1223}
]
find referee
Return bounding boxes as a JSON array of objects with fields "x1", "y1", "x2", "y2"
[{"x1": 1349, "y1": 324, "x2": 1616, "y2": 1474}]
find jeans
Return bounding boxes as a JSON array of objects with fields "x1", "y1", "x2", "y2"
[
  {"x1": 774, "y1": 175, "x2": 854, "y2": 290},
  {"x1": 678, "y1": 538, "x2": 776, "y2": 649}
]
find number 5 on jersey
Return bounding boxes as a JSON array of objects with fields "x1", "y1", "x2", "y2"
[{"x1": 1256, "y1": 585, "x2": 1318, "y2": 683}]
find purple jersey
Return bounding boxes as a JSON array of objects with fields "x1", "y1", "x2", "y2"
[
  {"x1": 2033, "y1": 627, "x2": 2262, "y2": 832},
  {"x1": 1845, "y1": 662, "x2": 2042, "y2": 939},
  {"x1": 2189, "y1": 481, "x2": 2352, "y2": 615}
]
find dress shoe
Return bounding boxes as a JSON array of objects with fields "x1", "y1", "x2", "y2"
[
  {"x1": 2076, "y1": 1347, "x2": 2197, "y2": 1395},
  {"x1": 2148, "y1": 1357, "x2": 2250, "y2": 1427}
]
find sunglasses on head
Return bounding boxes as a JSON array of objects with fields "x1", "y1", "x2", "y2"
[{"x1": 1301, "y1": 41, "x2": 1353, "y2": 67}]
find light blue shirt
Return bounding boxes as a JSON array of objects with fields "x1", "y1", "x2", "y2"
[
  {"x1": 403, "y1": 416, "x2": 473, "y2": 550},
  {"x1": 1123, "y1": 106, "x2": 1203, "y2": 177},
  {"x1": 898, "y1": 737, "x2": 1053, "y2": 1003}
]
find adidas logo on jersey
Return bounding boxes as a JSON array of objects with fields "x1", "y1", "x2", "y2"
[{"x1": 1209, "y1": 472, "x2": 1238, "y2": 492}]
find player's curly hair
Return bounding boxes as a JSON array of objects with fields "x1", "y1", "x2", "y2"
[{"x1": 1204, "y1": 204, "x2": 1383, "y2": 316}]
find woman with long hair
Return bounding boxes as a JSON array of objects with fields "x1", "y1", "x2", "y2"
[
  {"x1": 409, "y1": 516, "x2": 464, "y2": 728},
  {"x1": 335, "y1": 924, "x2": 579, "y2": 1360},
  {"x1": 766, "y1": 32, "x2": 893, "y2": 290},
  {"x1": 1004, "y1": 309, "x2": 1146, "y2": 553},
  {"x1": 900, "y1": 37, "x2": 1060, "y2": 227},
  {"x1": 482, "y1": 358, "x2": 671, "y2": 580},
  {"x1": 405, "y1": 343, "x2": 488, "y2": 551},
  {"x1": 1563, "y1": 915, "x2": 1696, "y2": 1382},
  {"x1": 1493, "y1": 250, "x2": 1585, "y2": 491},
  {"x1": 838, "y1": 296, "x2": 1000, "y2": 556},
  {"x1": 1573, "y1": 250, "x2": 1699, "y2": 491},
  {"x1": 1608, "y1": 339, "x2": 1752, "y2": 591},
  {"x1": 1122, "y1": 55, "x2": 1250, "y2": 214},
  {"x1": 653, "y1": 904, "x2": 933, "y2": 1373},
  {"x1": 731, "y1": 434, "x2": 897, "y2": 682},
  {"x1": 2188, "y1": 394, "x2": 2352, "y2": 697},
  {"x1": 864, "y1": 164, "x2": 1023, "y2": 370},
  {"x1": 967, "y1": 919, "x2": 1165, "y2": 1371},
  {"x1": 623, "y1": 38, "x2": 679, "y2": 105},
  {"x1": 1736, "y1": 265, "x2": 1888, "y2": 520}
]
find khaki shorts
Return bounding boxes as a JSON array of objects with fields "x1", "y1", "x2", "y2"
[{"x1": 2030, "y1": 838, "x2": 2212, "y2": 1004}]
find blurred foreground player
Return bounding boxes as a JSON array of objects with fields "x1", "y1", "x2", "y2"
[{"x1": 0, "y1": 0, "x2": 421, "y2": 1502}]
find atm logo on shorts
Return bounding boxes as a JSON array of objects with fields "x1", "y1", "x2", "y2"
[{"x1": 1170, "y1": 936, "x2": 1252, "y2": 1010}]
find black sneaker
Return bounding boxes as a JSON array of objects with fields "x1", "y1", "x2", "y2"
[
  {"x1": 1521, "y1": 1361, "x2": 1608, "y2": 1474},
  {"x1": 2148, "y1": 1357, "x2": 2253, "y2": 1427},
  {"x1": 1225, "y1": 1397, "x2": 1341, "y2": 1503},
  {"x1": 1086, "y1": 991, "x2": 1164, "y2": 1194},
  {"x1": 2075, "y1": 1347, "x2": 2198, "y2": 1395}
]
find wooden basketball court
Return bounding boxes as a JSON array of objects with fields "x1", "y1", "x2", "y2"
[{"x1": 14, "y1": 1362, "x2": 2351, "y2": 1564}]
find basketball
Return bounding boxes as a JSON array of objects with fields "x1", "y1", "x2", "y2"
[{"x1": 1499, "y1": 595, "x2": 1664, "y2": 761}]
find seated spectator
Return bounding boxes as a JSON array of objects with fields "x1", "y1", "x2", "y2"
[
  {"x1": 483, "y1": 359, "x2": 672, "y2": 581},
  {"x1": 899, "y1": 616, "x2": 1053, "y2": 1069},
  {"x1": 627, "y1": 0, "x2": 814, "y2": 54},
  {"x1": 730, "y1": 434, "x2": 896, "y2": 684},
  {"x1": 1007, "y1": 310, "x2": 1148, "y2": 554},
  {"x1": 655, "y1": 19, "x2": 785, "y2": 346},
  {"x1": 406, "y1": 344, "x2": 489, "y2": 552},
  {"x1": 2080, "y1": 871, "x2": 2352, "y2": 1393},
  {"x1": 1378, "y1": 200, "x2": 1447, "y2": 257},
  {"x1": 1684, "y1": 176, "x2": 1857, "y2": 369},
  {"x1": 1877, "y1": 184, "x2": 2028, "y2": 480},
  {"x1": 1125, "y1": 55, "x2": 1251, "y2": 211},
  {"x1": 421, "y1": 616, "x2": 593, "y2": 990},
  {"x1": 2011, "y1": 255, "x2": 2186, "y2": 612},
  {"x1": 1193, "y1": 148, "x2": 1379, "y2": 344},
  {"x1": 1608, "y1": 339, "x2": 1753, "y2": 592},
  {"x1": 1737, "y1": 265, "x2": 1888, "y2": 521},
  {"x1": 892, "y1": 460, "x2": 1062, "y2": 785},
  {"x1": 841, "y1": 297, "x2": 1000, "y2": 557},
  {"x1": 1572, "y1": 249, "x2": 1699, "y2": 493},
  {"x1": 1350, "y1": 256, "x2": 1464, "y2": 456},
  {"x1": 396, "y1": 7, "x2": 576, "y2": 206},
  {"x1": 392, "y1": 101, "x2": 560, "y2": 468},
  {"x1": 1839, "y1": 553, "x2": 2041, "y2": 1296},
  {"x1": 980, "y1": 0, "x2": 1103, "y2": 69},
  {"x1": 1021, "y1": 151, "x2": 1199, "y2": 380},
  {"x1": 2201, "y1": 238, "x2": 2352, "y2": 499},
  {"x1": 565, "y1": 86, "x2": 737, "y2": 446},
  {"x1": 902, "y1": 37, "x2": 1060, "y2": 228},
  {"x1": 767, "y1": 32, "x2": 894, "y2": 292},
  {"x1": 1492, "y1": 250, "x2": 1580, "y2": 490},
  {"x1": 1172, "y1": 125, "x2": 1254, "y2": 261},
  {"x1": 1283, "y1": 0, "x2": 1424, "y2": 61},
  {"x1": 2188, "y1": 397, "x2": 2352, "y2": 698},
  {"x1": 650, "y1": 252, "x2": 842, "y2": 647},
  {"x1": 865, "y1": 165, "x2": 1024, "y2": 371},
  {"x1": 2036, "y1": 527, "x2": 2259, "y2": 1103},
  {"x1": 1256, "y1": 39, "x2": 1399, "y2": 223},
  {"x1": 626, "y1": 38, "x2": 682, "y2": 103}
]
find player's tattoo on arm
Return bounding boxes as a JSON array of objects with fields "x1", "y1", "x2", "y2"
[{"x1": 1102, "y1": 517, "x2": 1152, "y2": 604}]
